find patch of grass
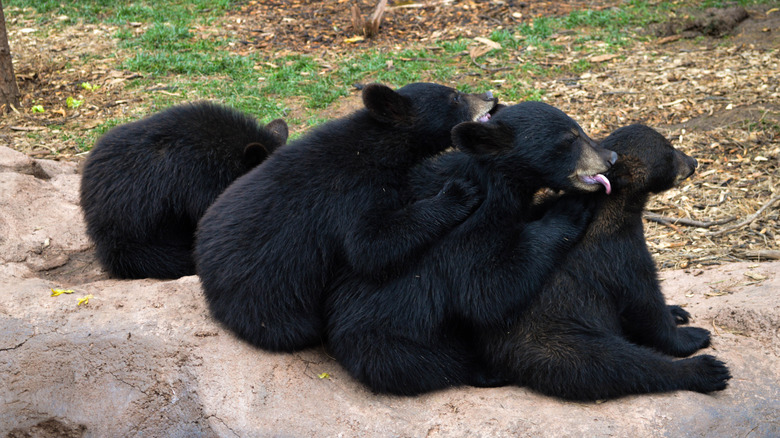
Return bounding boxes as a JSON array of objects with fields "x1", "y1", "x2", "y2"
[
  {"x1": 302, "y1": 115, "x2": 332, "y2": 129},
  {"x1": 258, "y1": 56, "x2": 348, "y2": 109},
  {"x1": 517, "y1": 16, "x2": 557, "y2": 45},
  {"x1": 570, "y1": 59, "x2": 593, "y2": 74},
  {"x1": 137, "y1": 23, "x2": 195, "y2": 48},
  {"x1": 498, "y1": 86, "x2": 546, "y2": 103},
  {"x1": 490, "y1": 28, "x2": 522, "y2": 51},
  {"x1": 5, "y1": 0, "x2": 231, "y2": 25},
  {"x1": 123, "y1": 50, "x2": 254, "y2": 76},
  {"x1": 69, "y1": 117, "x2": 136, "y2": 152},
  {"x1": 743, "y1": 118, "x2": 780, "y2": 136},
  {"x1": 439, "y1": 39, "x2": 470, "y2": 54}
]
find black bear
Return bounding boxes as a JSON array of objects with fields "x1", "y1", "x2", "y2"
[
  {"x1": 480, "y1": 124, "x2": 731, "y2": 401},
  {"x1": 195, "y1": 82, "x2": 498, "y2": 352},
  {"x1": 80, "y1": 101, "x2": 288, "y2": 279},
  {"x1": 325, "y1": 101, "x2": 618, "y2": 395}
]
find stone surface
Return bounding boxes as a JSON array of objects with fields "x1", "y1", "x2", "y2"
[{"x1": 1, "y1": 148, "x2": 778, "y2": 437}]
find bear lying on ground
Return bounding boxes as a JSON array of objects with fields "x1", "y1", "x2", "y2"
[
  {"x1": 80, "y1": 101, "x2": 288, "y2": 279},
  {"x1": 325, "y1": 102, "x2": 618, "y2": 395},
  {"x1": 480, "y1": 124, "x2": 731, "y2": 401},
  {"x1": 195, "y1": 82, "x2": 498, "y2": 352}
]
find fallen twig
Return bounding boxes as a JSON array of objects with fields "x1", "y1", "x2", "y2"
[
  {"x1": 740, "y1": 250, "x2": 780, "y2": 261},
  {"x1": 708, "y1": 194, "x2": 780, "y2": 236},
  {"x1": 470, "y1": 58, "x2": 514, "y2": 73},
  {"x1": 643, "y1": 212, "x2": 737, "y2": 228}
]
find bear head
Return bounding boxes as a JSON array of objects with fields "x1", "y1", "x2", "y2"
[
  {"x1": 451, "y1": 101, "x2": 617, "y2": 193},
  {"x1": 600, "y1": 124, "x2": 698, "y2": 194},
  {"x1": 361, "y1": 82, "x2": 499, "y2": 153}
]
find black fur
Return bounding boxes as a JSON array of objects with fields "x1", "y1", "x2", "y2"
[
  {"x1": 480, "y1": 124, "x2": 730, "y2": 401},
  {"x1": 195, "y1": 82, "x2": 498, "y2": 352},
  {"x1": 325, "y1": 102, "x2": 616, "y2": 395},
  {"x1": 80, "y1": 101, "x2": 287, "y2": 279}
]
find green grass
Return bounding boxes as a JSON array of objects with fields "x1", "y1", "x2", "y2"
[
  {"x1": 6, "y1": 0, "x2": 773, "y2": 145},
  {"x1": 5, "y1": 0, "x2": 232, "y2": 25},
  {"x1": 63, "y1": 117, "x2": 135, "y2": 152}
]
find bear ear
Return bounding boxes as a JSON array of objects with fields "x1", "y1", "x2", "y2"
[
  {"x1": 265, "y1": 118, "x2": 289, "y2": 144},
  {"x1": 451, "y1": 121, "x2": 513, "y2": 156},
  {"x1": 362, "y1": 83, "x2": 414, "y2": 125},
  {"x1": 243, "y1": 142, "x2": 270, "y2": 168}
]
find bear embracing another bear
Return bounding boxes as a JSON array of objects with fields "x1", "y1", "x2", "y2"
[
  {"x1": 325, "y1": 102, "x2": 618, "y2": 395},
  {"x1": 195, "y1": 82, "x2": 498, "y2": 353},
  {"x1": 80, "y1": 102, "x2": 288, "y2": 279}
]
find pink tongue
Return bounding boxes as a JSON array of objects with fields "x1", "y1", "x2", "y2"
[
  {"x1": 478, "y1": 113, "x2": 491, "y2": 122},
  {"x1": 582, "y1": 174, "x2": 612, "y2": 194}
]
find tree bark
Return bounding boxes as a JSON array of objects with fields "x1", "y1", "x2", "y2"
[{"x1": 0, "y1": 0, "x2": 21, "y2": 113}]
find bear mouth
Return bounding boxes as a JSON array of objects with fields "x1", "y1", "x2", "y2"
[
  {"x1": 474, "y1": 92, "x2": 498, "y2": 122},
  {"x1": 474, "y1": 111, "x2": 492, "y2": 123},
  {"x1": 579, "y1": 173, "x2": 612, "y2": 194}
]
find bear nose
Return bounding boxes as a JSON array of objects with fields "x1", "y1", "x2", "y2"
[{"x1": 484, "y1": 91, "x2": 493, "y2": 100}]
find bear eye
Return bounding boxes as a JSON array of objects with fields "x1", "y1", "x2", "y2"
[{"x1": 452, "y1": 93, "x2": 461, "y2": 104}]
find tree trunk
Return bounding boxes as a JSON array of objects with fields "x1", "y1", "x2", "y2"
[{"x1": 0, "y1": 0, "x2": 21, "y2": 113}]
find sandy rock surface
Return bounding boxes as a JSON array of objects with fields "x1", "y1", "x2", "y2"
[{"x1": 1, "y1": 147, "x2": 778, "y2": 437}]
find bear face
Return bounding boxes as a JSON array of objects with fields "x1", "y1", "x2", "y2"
[
  {"x1": 451, "y1": 101, "x2": 617, "y2": 195},
  {"x1": 479, "y1": 124, "x2": 730, "y2": 401},
  {"x1": 600, "y1": 124, "x2": 698, "y2": 195},
  {"x1": 80, "y1": 101, "x2": 288, "y2": 279},
  {"x1": 195, "y1": 82, "x2": 498, "y2": 353}
]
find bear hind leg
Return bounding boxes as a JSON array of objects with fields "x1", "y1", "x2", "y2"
[
  {"x1": 514, "y1": 331, "x2": 731, "y2": 401},
  {"x1": 95, "y1": 234, "x2": 195, "y2": 279},
  {"x1": 328, "y1": 329, "x2": 471, "y2": 396}
]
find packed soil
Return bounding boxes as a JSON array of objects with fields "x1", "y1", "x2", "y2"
[{"x1": 1, "y1": 1, "x2": 778, "y2": 272}]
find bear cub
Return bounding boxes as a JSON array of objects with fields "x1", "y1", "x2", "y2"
[
  {"x1": 195, "y1": 82, "x2": 498, "y2": 353},
  {"x1": 325, "y1": 102, "x2": 617, "y2": 395},
  {"x1": 480, "y1": 124, "x2": 731, "y2": 401},
  {"x1": 80, "y1": 101, "x2": 288, "y2": 279}
]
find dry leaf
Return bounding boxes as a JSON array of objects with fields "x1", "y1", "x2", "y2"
[
  {"x1": 81, "y1": 119, "x2": 104, "y2": 130},
  {"x1": 473, "y1": 37, "x2": 501, "y2": 50},
  {"x1": 743, "y1": 271, "x2": 767, "y2": 281},
  {"x1": 469, "y1": 45, "x2": 492, "y2": 59},
  {"x1": 590, "y1": 54, "x2": 619, "y2": 63},
  {"x1": 657, "y1": 35, "x2": 683, "y2": 44}
]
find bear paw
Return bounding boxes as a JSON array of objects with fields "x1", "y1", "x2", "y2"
[
  {"x1": 437, "y1": 178, "x2": 482, "y2": 219},
  {"x1": 669, "y1": 326, "x2": 711, "y2": 357},
  {"x1": 543, "y1": 195, "x2": 595, "y2": 242},
  {"x1": 668, "y1": 305, "x2": 691, "y2": 325},
  {"x1": 684, "y1": 355, "x2": 731, "y2": 393}
]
